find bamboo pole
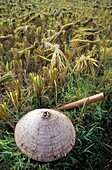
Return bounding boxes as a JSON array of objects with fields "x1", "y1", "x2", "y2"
[{"x1": 58, "y1": 92, "x2": 105, "y2": 110}]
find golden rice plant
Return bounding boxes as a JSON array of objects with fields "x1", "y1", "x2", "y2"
[
  {"x1": 42, "y1": 39, "x2": 70, "y2": 71},
  {"x1": 24, "y1": 50, "x2": 31, "y2": 72},
  {"x1": 0, "y1": 43, "x2": 5, "y2": 56},
  {"x1": 48, "y1": 68, "x2": 58, "y2": 104},
  {"x1": 49, "y1": 68, "x2": 58, "y2": 88},
  {"x1": 6, "y1": 59, "x2": 23, "y2": 78},
  {"x1": 100, "y1": 47, "x2": 112, "y2": 67},
  {"x1": 6, "y1": 80, "x2": 27, "y2": 111},
  {"x1": 0, "y1": 103, "x2": 14, "y2": 129},
  {"x1": 6, "y1": 91, "x2": 20, "y2": 110},
  {"x1": 74, "y1": 54, "x2": 99, "y2": 77},
  {"x1": 0, "y1": 103, "x2": 10, "y2": 121},
  {"x1": 29, "y1": 73, "x2": 43, "y2": 104}
]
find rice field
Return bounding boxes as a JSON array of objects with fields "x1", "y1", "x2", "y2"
[{"x1": 0, "y1": 0, "x2": 112, "y2": 169}]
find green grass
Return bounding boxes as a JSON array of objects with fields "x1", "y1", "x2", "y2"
[
  {"x1": 0, "y1": 0, "x2": 112, "y2": 169},
  {"x1": 0, "y1": 75, "x2": 112, "y2": 170}
]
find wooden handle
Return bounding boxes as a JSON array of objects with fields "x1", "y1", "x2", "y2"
[{"x1": 58, "y1": 92, "x2": 105, "y2": 110}]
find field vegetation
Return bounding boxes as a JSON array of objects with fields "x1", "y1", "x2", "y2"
[{"x1": 0, "y1": 0, "x2": 112, "y2": 169}]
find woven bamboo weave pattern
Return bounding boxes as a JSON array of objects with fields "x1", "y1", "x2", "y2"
[{"x1": 14, "y1": 109, "x2": 76, "y2": 162}]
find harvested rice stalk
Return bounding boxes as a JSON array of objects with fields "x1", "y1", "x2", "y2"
[
  {"x1": 45, "y1": 30, "x2": 62, "y2": 43},
  {"x1": 0, "y1": 73, "x2": 13, "y2": 84},
  {"x1": 82, "y1": 17, "x2": 93, "y2": 27},
  {"x1": 71, "y1": 39, "x2": 100, "y2": 45},
  {"x1": 0, "y1": 35, "x2": 13, "y2": 42},
  {"x1": 18, "y1": 41, "x2": 39, "y2": 54},
  {"x1": 61, "y1": 21, "x2": 81, "y2": 31}
]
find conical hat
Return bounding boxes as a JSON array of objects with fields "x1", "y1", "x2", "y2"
[{"x1": 14, "y1": 109, "x2": 76, "y2": 162}]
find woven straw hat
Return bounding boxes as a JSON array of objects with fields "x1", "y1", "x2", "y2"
[{"x1": 14, "y1": 109, "x2": 76, "y2": 162}]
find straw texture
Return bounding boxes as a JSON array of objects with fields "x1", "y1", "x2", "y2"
[{"x1": 14, "y1": 109, "x2": 76, "y2": 162}]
